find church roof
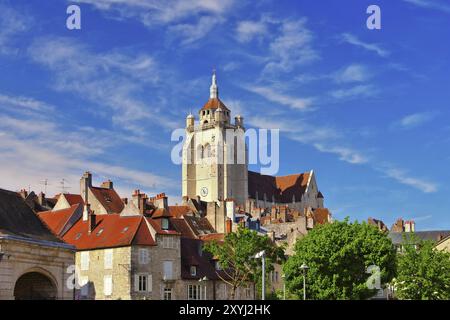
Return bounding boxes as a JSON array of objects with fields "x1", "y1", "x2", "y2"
[
  {"x1": 200, "y1": 98, "x2": 230, "y2": 112},
  {"x1": 248, "y1": 171, "x2": 311, "y2": 203}
]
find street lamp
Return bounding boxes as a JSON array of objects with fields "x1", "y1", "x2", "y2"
[
  {"x1": 254, "y1": 250, "x2": 266, "y2": 300},
  {"x1": 300, "y1": 263, "x2": 309, "y2": 300},
  {"x1": 281, "y1": 273, "x2": 286, "y2": 300}
]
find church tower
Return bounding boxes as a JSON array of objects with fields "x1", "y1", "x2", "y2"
[{"x1": 182, "y1": 71, "x2": 248, "y2": 210}]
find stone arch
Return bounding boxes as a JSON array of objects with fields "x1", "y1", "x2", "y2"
[{"x1": 14, "y1": 267, "x2": 58, "y2": 300}]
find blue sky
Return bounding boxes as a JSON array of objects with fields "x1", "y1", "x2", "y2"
[{"x1": 0, "y1": 0, "x2": 449, "y2": 230}]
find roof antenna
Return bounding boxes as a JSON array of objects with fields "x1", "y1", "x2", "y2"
[
  {"x1": 39, "y1": 179, "x2": 50, "y2": 194},
  {"x1": 60, "y1": 178, "x2": 71, "y2": 194}
]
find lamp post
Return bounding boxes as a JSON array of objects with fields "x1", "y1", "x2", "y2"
[
  {"x1": 254, "y1": 250, "x2": 266, "y2": 300},
  {"x1": 199, "y1": 276, "x2": 209, "y2": 300},
  {"x1": 300, "y1": 263, "x2": 309, "y2": 300},
  {"x1": 281, "y1": 273, "x2": 286, "y2": 300}
]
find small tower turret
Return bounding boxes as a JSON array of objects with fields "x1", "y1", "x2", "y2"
[
  {"x1": 186, "y1": 113, "x2": 194, "y2": 129},
  {"x1": 235, "y1": 115, "x2": 244, "y2": 128}
]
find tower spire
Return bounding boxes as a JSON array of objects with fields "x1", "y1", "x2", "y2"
[{"x1": 210, "y1": 68, "x2": 218, "y2": 99}]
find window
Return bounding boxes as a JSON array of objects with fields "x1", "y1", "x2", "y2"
[
  {"x1": 163, "y1": 261, "x2": 173, "y2": 280},
  {"x1": 80, "y1": 251, "x2": 89, "y2": 271},
  {"x1": 104, "y1": 249, "x2": 113, "y2": 269},
  {"x1": 190, "y1": 266, "x2": 197, "y2": 276},
  {"x1": 139, "y1": 248, "x2": 149, "y2": 265},
  {"x1": 187, "y1": 285, "x2": 206, "y2": 300},
  {"x1": 161, "y1": 218, "x2": 169, "y2": 230},
  {"x1": 162, "y1": 236, "x2": 177, "y2": 249},
  {"x1": 103, "y1": 275, "x2": 113, "y2": 296},
  {"x1": 135, "y1": 274, "x2": 152, "y2": 292},
  {"x1": 163, "y1": 288, "x2": 173, "y2": 300}
]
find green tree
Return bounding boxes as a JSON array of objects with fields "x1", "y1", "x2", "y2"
[
  {"x1": 283, "y1": 218, "x2": 396, "y2": 300},
  {"x1": 394, "y1": 238, "x2": 450, "y2": 300},
  {"x1": 204, "y1": 226, "x2": 285, "y2": 299}
]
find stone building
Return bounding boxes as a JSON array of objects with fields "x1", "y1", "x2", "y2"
[
  {"x1": 40, "y1": 206, "x2": 182, "y2": 300},
  {"x1": 50, "y1": 172, "x2": 124, "y2": 216},
  {"x1": 0, "y1": 188, "x2": 75, "y2": 300},
  {"x1": 181, "y1": 71, "x2": 326, "y2": 234},
  {"x1": 435, "y1": 235, "x2": 450, "y2": 253}
]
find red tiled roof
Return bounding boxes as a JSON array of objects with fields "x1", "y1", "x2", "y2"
[
  {"x1": 199, "y1": 233, "x2": 225, "y2": 242},
  {"x1": 201, "y1": 98, "x2": 230, "y2": 111},
  {"x1": 90, "y1": 187, "x2": 124, "y2": 214},
  {"x1": 151, "y1": 208, "x2": 172, "y2": 218},
  {"x1": 39, "y1": 204, "x2": 81, "y2": 236},
  {"x1": 248, "y1": 171, "x2": 310, "y2": 203},
  {"x1": 170, "y1": 218, "x2": 197, "y2": 239},
  {"x1": 168, "y1": 205, "x2": 192, "y2": 218},
  {"x1": 146, "y1": 217, "x2": 180, "y2": 235},
  {"x1": 312, "y1": 208, "x2": 330, "y2": 225},
  {"x1": 62, "y1": 214, "x2": 156, "y2": 250},
  {"x1": 64, "y1": 194, "x2": 84, "y2": 206}
]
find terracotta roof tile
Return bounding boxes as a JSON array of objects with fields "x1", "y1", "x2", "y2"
[
  {"x1": 168, "y1": 205, "x2": 192, "y2": 218},
  {"x1": 90, "y1": 187, "x2": 124, "y2": 214},
  {"x1": 201, "y1": 98, "x2": 230, "y2": 111},
  {"x1": 248, "y1": 171, "x2": 310, "y2": 203},
  {"x1": 62, "y1": 214, "x2": 155, "y2": 250},
  {"x1": 312, "y1": 208, "x2": 330, "y2": 225},
  {"x1": 39, "y1": 204, "x2": 82, "y2": 236}
]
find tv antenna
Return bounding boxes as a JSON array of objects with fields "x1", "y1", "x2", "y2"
[
  {"x1": 39, "y1": 179, "x2": 50, "y2": 194},
  {"x1": 60, "y1": 179, "x2": 71, "y2": 194}
]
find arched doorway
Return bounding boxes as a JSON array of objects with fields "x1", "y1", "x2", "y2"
[{"x1": 14, "y1": 272, "x2": 57, "y2": 300}]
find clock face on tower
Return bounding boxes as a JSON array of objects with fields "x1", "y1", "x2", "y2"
[{"x1": 200, "y1": 186, "x2": 208, "y2": 197}]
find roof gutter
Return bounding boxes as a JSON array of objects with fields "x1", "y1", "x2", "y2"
[{"x1": 0, "y1": 234, "x2": 76, "y2": 251}]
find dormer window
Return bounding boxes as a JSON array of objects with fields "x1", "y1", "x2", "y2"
[
  {"x1": 190, "y1": 266, "x2": 197, "y2": 276},
  {"x1": 161, "y1": 218, "x2": 169, "y2": 230}
]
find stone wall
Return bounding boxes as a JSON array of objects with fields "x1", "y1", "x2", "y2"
[{"x1": 0, "y1": 238, "x2": 75, "y2": 300}]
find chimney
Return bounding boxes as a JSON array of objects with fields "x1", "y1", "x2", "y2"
[
  {"x1": 101, "y1": 180, "x2": 113, "y2": 189},
  {"x1": 152, "y1": 193, "x2": 168, "y2": 210},
  {"x1": 19, "y1": 189, "x2": 28, "y2": 199},
  {"x1": 38, "y1": 192, "x2": 46, "y2": 206},
  {"x1": 88, "y1": 212, "x2": 97, "y2": 234},
  {"x1": 226, "y1": 218, "x2": 232, "y2": 233},
  {"x1": 80, "y1": 171, "x2": 92, "y2": 203},
  {"x1": 83, "y1": 203, "x2": 91, "y2": 221},
  {"x1": 121, "y1": 197, "x2": 128, "y2": 205}
]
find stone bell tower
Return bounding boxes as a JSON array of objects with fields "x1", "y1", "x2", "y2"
[{"x1": 182, "y1": 71, "x2": 248, "y2": 210}]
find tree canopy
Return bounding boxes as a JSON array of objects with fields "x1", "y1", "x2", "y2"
[
  {"x1": 394, "y1": 238, "x2": 450, "y2": 300},
  {"x1": 283, "y1": 218, "x2": 396, "y2": 300},
  {"x1": 204, "y1": 226, "x2": 285, "y2": 299}
]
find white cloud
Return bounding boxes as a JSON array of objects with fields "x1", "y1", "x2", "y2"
[
  {"x1": 383, "y1": 167, "x2": 438, "y2": 193},
  {"x1": 27, "y1": 37, "x2": 180, "y2": 134},
  {"x1": 169, "y1": 15, "x2": 224, "y2": 45},
  {"x1": 397, "y1": 112, "x2": 436, "y2": 129},
  {"x1": 333, "y1": 64, "x2": 371, "y2": 83},
  {"x1": 330, "y1": 84, "x2": 376, "y2": 100},
  {"x1": 75, "y1": 0, "x2": 235, "y2": 43},
  {"x1": 313, "y1": 143, "x2": 368, "y2": 164},
  {"x1": 403, "y1": 0, "x2": 450, "y2": 13},
  {"x1": 236, "y1": 20, "x2": 268, "y2": 43},
  {"x1": 246, "y1": 85, "x2": 313, "y2": 111},
  {"x1": 0, "y1": 4, "x2": 31, "y2": 55},
  {"x1": 341, "y1": 33, "x2": 390, "y2": 58},
  {"x1": 264, "y1": 18, "x2": 319, "y2": 73},
  {"x1": 75, "y1": 0, "x2": 234, "y2": 24},
  {"x1": 0, "y1": 95, "x2": 176, "y2": 196}
]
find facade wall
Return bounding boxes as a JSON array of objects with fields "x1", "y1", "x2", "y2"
[
  {"x1": 0, "y1": 239, "x2": 74, "y2": 300},
  {"x1": 436, "y1": 238, "x2": 450, "y2": 252},
  {"x1": 75, "y1": 246, "x2": 132, "y2": 300},
  {"x1": 182, "y1": 123, "x2": 248, "y2": 208}
]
